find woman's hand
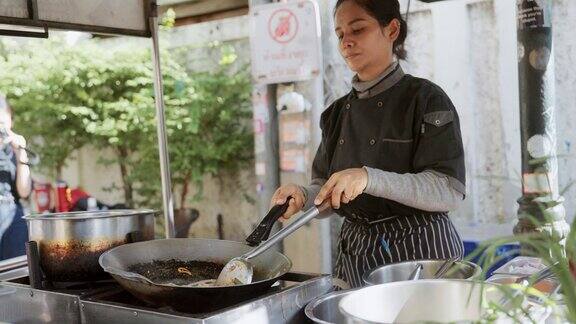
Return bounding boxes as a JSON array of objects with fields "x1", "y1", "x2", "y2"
[
  {"x1": 6, "y1": 130, "x2": 32, "y2": 198},
  {"x1": 314, "y1": 168, "x2": 368, "y2": 209},
  {"x1": 270, "y1": 184, "x2": 306, "y2": 220},
  {"x1": 7, "y1": 131, "x2": 28, "y2": 163}
]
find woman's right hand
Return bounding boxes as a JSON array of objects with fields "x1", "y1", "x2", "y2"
[{"x1": 270, "y1": 184, "x2": 306, "y2": 220}]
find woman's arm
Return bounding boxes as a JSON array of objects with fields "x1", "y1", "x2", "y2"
[
  {"x1": 15, "y1": 154, "x2": 32, "y2": 199},
  {"x1": 363, "y1": 168, "x2": 463, "y2": 212},
  {"x1": 12, "y1": 134, "x2": 32, "y2": 199}
]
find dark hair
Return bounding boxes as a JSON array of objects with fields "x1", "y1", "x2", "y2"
[{"x1": 334, "y1": 0, "x2": 408, "y2": 60}]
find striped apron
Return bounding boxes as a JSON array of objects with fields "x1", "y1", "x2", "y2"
[{"x1": 334, "y1": 213, "x2": 464, "y2": 288}]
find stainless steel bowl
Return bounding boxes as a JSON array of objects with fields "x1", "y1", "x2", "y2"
[
  {"x1": 363, "y1": 259, "x2": 482, "y2": 285},
  {"x1": 305, "y1": 288, "x2": 361, "y2": 324},
  {"x1": 24, "y1": 210, "x2": 156, "y2": 282},
  {"x1": 339, "y1": 280, "x2": 503, "y2": 323}
]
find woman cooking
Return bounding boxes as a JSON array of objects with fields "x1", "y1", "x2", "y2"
[{"x1": 271, "y1": 0, "x2": 466, "y2": 288}]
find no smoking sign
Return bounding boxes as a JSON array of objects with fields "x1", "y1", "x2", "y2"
[{"x1": 250, "y1": 1, "x2": 321, "y2": 84}]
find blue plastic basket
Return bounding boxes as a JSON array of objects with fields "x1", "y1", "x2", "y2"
[{"x1": 463, "y1": 240, "x2": 520, "y2": 278}]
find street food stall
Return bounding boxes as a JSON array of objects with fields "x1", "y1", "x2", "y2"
[{"x1": 0, "y1": 0, "x2": 572, "y2": 323}]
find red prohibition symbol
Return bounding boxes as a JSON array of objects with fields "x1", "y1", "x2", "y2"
[{"x1": 268, "y1": 8, "x2": 299, "y2": 44}]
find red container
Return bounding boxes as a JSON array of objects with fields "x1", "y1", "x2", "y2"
[
  {"x1": 33, "y1": 182, "x2": 52, "y2": 213},
  {"x1": 56, "y1": 181, "x2": 72, "y2": 212}
]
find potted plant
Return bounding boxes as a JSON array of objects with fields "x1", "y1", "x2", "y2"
[{"x1": 471, "y1": 213, "x2": 576, "y2": 322}]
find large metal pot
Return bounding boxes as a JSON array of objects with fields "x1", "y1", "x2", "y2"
[
  {"x1": 363, "y1": 259, "x2": 482, "y2": 285},
  {"x1": 23, "y1": 210, "x2": 155, "y2": 282},
  {"x1": 338, "y1": 280, "x2": 504, "y2": 323},
  {"x1": 305, "y1": 289, "x2": 361, "y2": 324}
]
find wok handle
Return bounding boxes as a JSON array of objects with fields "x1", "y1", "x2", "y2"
[
  {"x1": 126, "y1": 231, "x2": 144, "y2": 244},
  {"x1": 245, "y1": 198, "x2": 292, "y2": 246},
  {"x1": 25, "y1": 241, "x2": 43, "y2": 289}
]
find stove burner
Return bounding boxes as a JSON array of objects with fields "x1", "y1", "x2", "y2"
[
  {"x1": 2, "y1": 240, "x2": 332, "y2": 323},
  {"x1": 1, "y1": 266, "x2": 332, "y2": 323}
]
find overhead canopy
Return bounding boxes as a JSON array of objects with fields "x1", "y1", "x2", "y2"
[{"x1": 0, "y1": 0, "x2": 154, "y2": 37}]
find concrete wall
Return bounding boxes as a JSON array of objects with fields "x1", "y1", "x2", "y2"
[
  {"x1": 406, "y1": 0, "x2": 576, "y2": 227},
  {"x1": 58, "y1": 146, "x2": 124, "y2": 205}
]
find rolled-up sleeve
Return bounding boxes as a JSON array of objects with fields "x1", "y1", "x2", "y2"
[{"x1": 412, "y1": 94, "x2": 466, "y2": 196}]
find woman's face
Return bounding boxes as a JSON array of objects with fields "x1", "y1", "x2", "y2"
[{"x1": 334, "y1": 1, "x2": 399, "y2": 78}]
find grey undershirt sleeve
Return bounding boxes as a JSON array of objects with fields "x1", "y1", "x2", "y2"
[
  {"x1": 299, "y1": 168, "x2": 463, "y2": 213},
  {"x1": 300, "y1": 178, "x2": 325, "y2": 211},
  {"x1": 363, "y1": 167, "x2": 464, "y2": 212}
]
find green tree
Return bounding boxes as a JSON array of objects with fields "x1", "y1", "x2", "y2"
[
  {"x1": 75, "y1": 45, "x2": 191, "y2": 207},
  {"x1": 132, "y1": 57, "x2": 254, "y2": 212},
  {"x1": 0, "y1": 39, "x2": 94, "y2": 179},
  {"x1": 0, "y1": 37, "x2": 253, "y2": 214}
]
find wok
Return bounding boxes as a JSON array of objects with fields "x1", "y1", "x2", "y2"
[
  {"x1": 99, "y1": 238, "x2": 291, "y2": 312},
  {"x1": 99, "y1": 199, "x2": 328, "y2": 313}
]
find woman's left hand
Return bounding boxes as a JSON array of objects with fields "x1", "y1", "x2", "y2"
[
  {"x1": 8, "y1": 131, "x2": 26, "y2": 150},
  {"x1": 314, "y1": 168, "x2": 368, "y2": 209}
]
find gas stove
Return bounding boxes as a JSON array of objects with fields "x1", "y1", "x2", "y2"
[{"x1": 0, "y1": 258, "x2": 331, "y2": 323}]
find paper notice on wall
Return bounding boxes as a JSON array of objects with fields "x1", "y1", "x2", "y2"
[
  {"x1": 522, "y1": 172, "x2": 552, "y2": 194},
  {"x1": 252, "y1": 86, "x2": 270, "y2": 123},
  {"x1": 280, "y1": 119, "x2": 309, "y2": 145},
  {"x1": 253, "y1": 105, "x2": 269, "y2": 124},
  {"x1": 517, "y1": 0, "x2": 551, "y2": 29},
  {"x1": 255, "y1": 162, "x2": 266, "y2": 176},
  {"x1": 254, "y1": 135, "x2": 266, "y2": 154},
  {"x1": 280, "y1": 149, "x2": 307, "y2": 173},
  {"x1": 253, "y1": 119, "x2": 265, "y2": 135}
]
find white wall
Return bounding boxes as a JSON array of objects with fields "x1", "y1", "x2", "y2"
[{"x1": 411, "y1": 0, "x2": 575, "y2": 233}]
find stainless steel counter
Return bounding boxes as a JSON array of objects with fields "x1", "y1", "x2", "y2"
[{"x1": 0, "y1": 266, "x2": 331, "y2": 324}]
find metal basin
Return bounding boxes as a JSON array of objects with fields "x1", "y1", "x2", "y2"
[
  {"x1": 363, "y1": 259, "x2": 482, "y2": 285},
  {"x1": 24, "y1": 210, "x2": 155, "y2": 282},
  {"x1": 339, "y1": 280, "x2": 503, "y2": 323},
  {"x1": 305, "y1": 288, "x2": 361, "y2": 324}
]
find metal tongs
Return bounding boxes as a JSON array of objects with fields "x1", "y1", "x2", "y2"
[
  {"x1": 217, "y1": 199, "x2": 332, "y2": 286},
  {"x1": 433, "y1": 257, "x2": 458, "y2": 279}
]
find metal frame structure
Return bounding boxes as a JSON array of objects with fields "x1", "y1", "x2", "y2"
[{"x1": 0, "y1": 0, "x2": 176, "y2": 238}]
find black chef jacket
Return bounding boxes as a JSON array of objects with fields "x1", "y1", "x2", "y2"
[{"x1": 311, "y1": 70, "x2": 466, "y2": 224}]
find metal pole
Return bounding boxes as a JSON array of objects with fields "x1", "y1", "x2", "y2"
[
  {"x1": 149, "y1": 3, "x2": 175, "y2": 238},
  {"x1": 249, "y1": 0, "x2": 282, "y2": 251},
  {"x1": 514, "y1": 0, "x2": 569, "y2": 245}
]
